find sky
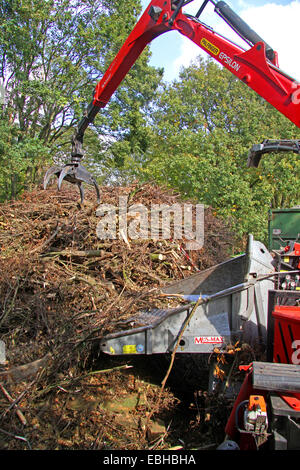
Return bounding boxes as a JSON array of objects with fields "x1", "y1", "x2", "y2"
[{"x1": 140, "y1": 0, "x2": 300, "y2": 82}]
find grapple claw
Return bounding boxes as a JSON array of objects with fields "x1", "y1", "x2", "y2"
[
  {"x1": 58, "y1": 166, "x2": 72, "y2": 191},
  {"x1": 43, "y1": 162, "x2": 100, "y2": 204},
  {"x1": 78, "y1": 183, "x2": 84, "y2": 205},
  {"x1": 43, "y1": 165, "x2": 61, "y2": 190}
]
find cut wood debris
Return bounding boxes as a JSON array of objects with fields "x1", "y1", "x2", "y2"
[{"x1": 0, "y1": 183, "x2": 239, "y2": 450}]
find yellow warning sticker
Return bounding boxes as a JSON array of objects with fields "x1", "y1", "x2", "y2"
[
  {"x1": 200, "y1": 38, "x2": 220, "y2": 56},
  {"x1": 284, "y1": 257, "x2": 290, "y2": 262},
  {"x1": 123, "y1": 344, "x2": 137, "y2": 354}
]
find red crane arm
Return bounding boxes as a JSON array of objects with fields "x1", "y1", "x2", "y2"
[{"x1": 93, "y1": 0, "x2": 300, "y2": 128}]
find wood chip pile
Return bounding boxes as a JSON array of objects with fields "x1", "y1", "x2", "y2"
[{"x1": 0, "y1": 183, "x2": 239, "y2": 450}]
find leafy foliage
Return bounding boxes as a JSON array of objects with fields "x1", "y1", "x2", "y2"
[{"x1": 130, "y1": 58, "x2": 299, "y2": 242}]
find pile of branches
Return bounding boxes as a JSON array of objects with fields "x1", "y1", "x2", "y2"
[{"x1": 0, "y1": 183, "x2": 239, "y2": 449}]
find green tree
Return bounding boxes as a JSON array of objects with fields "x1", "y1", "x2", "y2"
[
  {"x1": 132, "y1": 57, "x2": 299, "y2": 242},
  {"x1": 0, "y1": 0, "x2": 162, "y2": 200}
]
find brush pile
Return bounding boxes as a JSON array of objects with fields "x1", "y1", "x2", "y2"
[{"x1": 0, "y1": 183, "x2": 239, "y2": 450}]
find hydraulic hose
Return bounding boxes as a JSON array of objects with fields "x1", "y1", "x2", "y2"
[{"x1": 214, "y1": 1, "x2": 275, "y2": 61}]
